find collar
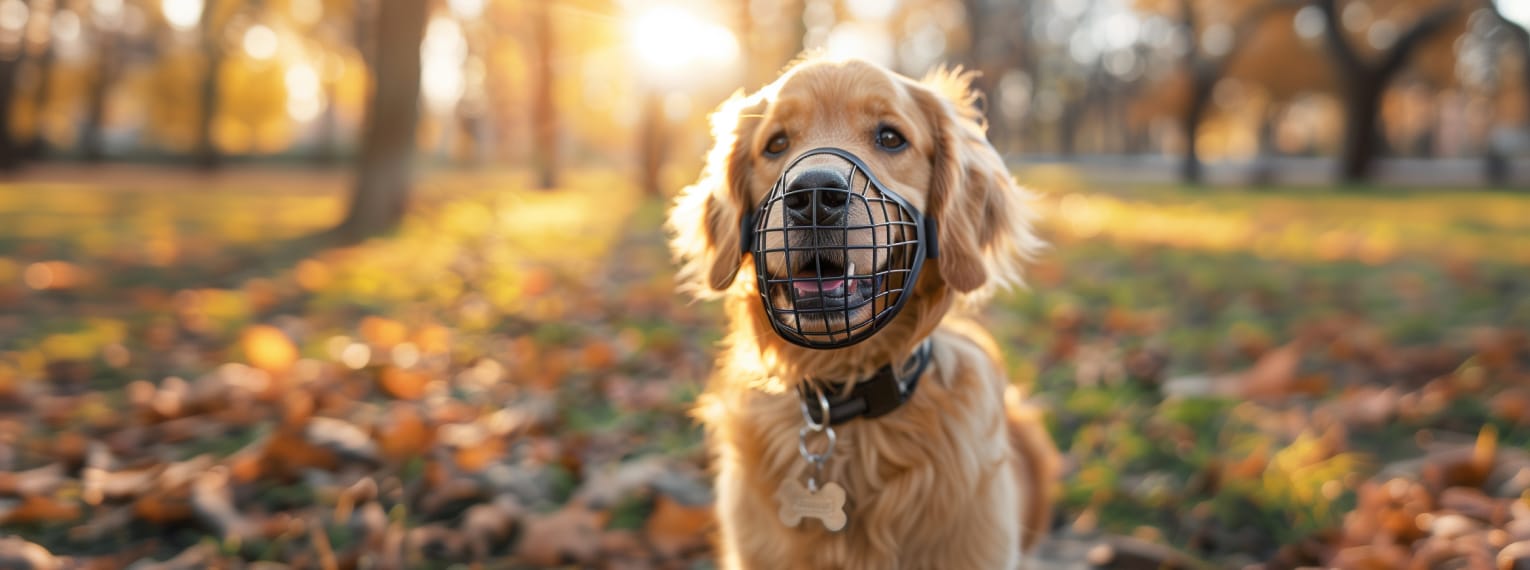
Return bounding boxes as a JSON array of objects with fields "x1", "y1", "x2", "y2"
[{"x1": 797, "y1": 339, "x2": 934, "y2": 426}]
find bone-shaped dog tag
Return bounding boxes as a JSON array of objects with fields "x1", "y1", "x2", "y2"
[{"x1": 776, "y1": 479, "x2": 847, "y2": 531}]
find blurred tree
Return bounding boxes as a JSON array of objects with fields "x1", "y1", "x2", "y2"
[
  {"x1": 1489, "y1": 0, "x2": 1530, "y2": 145},
  {"x1": 636, "y1": 90, "x2": 666, "y2": 197},
  {"x1": 332, "y1": 0, "x2": 425, "y2": 241},
  {"x1": 193, "y1": 0, "x2": 227, "y2": 169},
  {"x1": 1158, "y1": 0, "x2": 1298, "y2": 184},
  {"x1": 79, "y1": 0, "x2": 122, "y2": 162},
  {"x1": 1311, "y1": 0, "x2": 1460, "y2": 183},
  {"x1": 530, "y1": 0, "x2": 557, "y2": 190},
  {"x1": 24, "y1": 0, "x2": 57, "y2": 159},
  {"x1": 1487, "y1": 0, "x2": 1530, "y2": 181},
  {"x1": 960, "y1": 0, "x2": 1035, "y2": 152},
  {"x1": 0, "y1": 4, "x2": 20, "y2": 171}
]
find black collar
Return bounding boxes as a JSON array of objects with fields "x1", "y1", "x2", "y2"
[{"x1": 797, "y1": 339, "x2": 934, "y2": 426}]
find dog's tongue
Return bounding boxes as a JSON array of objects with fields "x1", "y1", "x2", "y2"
[{"x1": 793, "y1": 279, "x2": 845, "y2": 294}]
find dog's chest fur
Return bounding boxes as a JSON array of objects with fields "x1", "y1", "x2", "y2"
[{"x1": 700, "y1": 328, "x2": 1026, "y2": 569}]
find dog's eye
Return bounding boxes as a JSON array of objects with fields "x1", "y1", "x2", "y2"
[
  {"x1": 876, "y1": 127, "x2": 907, "y2": 151},
  {"x1": 764, "y1": 133, "x2": 789, "y2": 157}
]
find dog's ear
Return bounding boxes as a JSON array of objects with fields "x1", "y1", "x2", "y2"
[
  {"x1": 667, "y1": 90, "x2": 766, "y2": 299},
  {"x1": 908, "y1": 68, "x2": 1042, "y2": 297}
]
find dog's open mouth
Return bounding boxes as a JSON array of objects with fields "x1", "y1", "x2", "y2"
[{"x1": 776, "y1": 257, "x2": 876, "y2": 312}]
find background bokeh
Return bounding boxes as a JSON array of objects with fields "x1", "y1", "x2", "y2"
[{"x1": 0, "y1": 0, "x2": 1528, "y2": 568}]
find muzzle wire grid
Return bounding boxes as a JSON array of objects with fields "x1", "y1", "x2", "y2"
[{"x1": 743, "y1": 147, "x2": 937, "y2": 350}]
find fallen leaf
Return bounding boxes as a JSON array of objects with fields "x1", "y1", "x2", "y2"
[
  {"x1": 242, "y1": 325, "x2": 298, "y2": 374},
  {"x1": 515, "y1": 502, "x2": 609, "y2": 567},
  {"x1": 375, "y1": 366, "x2": 431, "y2": 400},
  {"x1": 0, "y1": 536, "x2": 59, "y2": 570},
  {"x1": 360, "y1": 316, "x2": 409, "y2": 349},
  {"x1": 644, "y1": 494, "x2": 713, "y2": 559},
  {"x1": 0, "y1": 494, "x2": 82, "y2": 524}
]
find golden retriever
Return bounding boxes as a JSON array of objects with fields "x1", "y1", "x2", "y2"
[{"x1": 667, "y1": 56, "x2": 1060, "y2": 569}]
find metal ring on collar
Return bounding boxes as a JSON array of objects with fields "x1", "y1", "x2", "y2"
[
  {"x1": 799, "y1": 385, "x2": 831, "y2": 432},
  {"x1": 798, "y1": 424, "x2": 836, "y2": 463}
]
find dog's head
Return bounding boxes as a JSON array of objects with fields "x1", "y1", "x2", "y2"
[{"x1": 668, "y1": 57, "x2": 1040, "y2": 347}]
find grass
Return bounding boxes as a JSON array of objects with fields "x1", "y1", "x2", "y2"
[{"x1": 0, "y1": 165, "x2": 1527, "y2": 566}]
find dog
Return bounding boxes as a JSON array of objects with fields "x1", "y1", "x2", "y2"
[{"x1": 667, "y1": 56, "x2": 1060, "y2": 569}]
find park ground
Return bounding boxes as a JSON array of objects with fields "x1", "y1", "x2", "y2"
[{"x1": 0, "y1": 165, "x2": 1527, "y2": 568}]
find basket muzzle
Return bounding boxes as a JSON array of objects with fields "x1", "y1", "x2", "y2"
[{"x1": 740, "y1": 147, "x2": 938, "y2": 350}]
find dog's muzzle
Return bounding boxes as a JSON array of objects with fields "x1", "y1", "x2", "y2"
[{"x1": 740, "y1": 147, "x2": 938, "y2": 350}]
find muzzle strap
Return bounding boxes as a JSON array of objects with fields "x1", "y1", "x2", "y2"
[{"x1": 798, "y1": 339, "x2": 933, "y2": 426}]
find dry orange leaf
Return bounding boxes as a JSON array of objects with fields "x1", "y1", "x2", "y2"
[
  {"x1": 515, "y1": 503, "x2": 608, "y2": 567},
  {"x1": 243, "y1": 278, "x2": 280, "y2": 313},
  {"x1": 262, "y1": 429, "x2": 339, "y2": 478},
  {"x1": 375, "y1": 366, "x2": 430, "y2": 400},
  {"x1": 1237, "y1": 342, "x2": 1305, "y2": 400},
  {"x1": 134, "y1": 491, "x2": 195, "y2": 524},
  {"x1": 375, "y1": 404, "x2": 434, "y2": 463},
  {"x1": 644, "y1": 495, "x2": 714, "y2": 559},
  {"x1": 412, "y1": 324, "x2": 452, "y2": 355},
  {"x1": 2, "y1": 495, "x2": 82, "y2": 524},
  {"x1": 294, "y1": 259, "x2": 331, "y2": 291},
  {"x1": 360, "y1": 316, "x2": 409, "y2": 348},
  {"x1": 453, "y1": 438, "x2": 504, "y2": 474},
  {"x1": 581, "y1": 341, "x2": 617, "y2": 371},
  {"x1": 242, "y1": 325, "x2": 298, "y2": 374}
]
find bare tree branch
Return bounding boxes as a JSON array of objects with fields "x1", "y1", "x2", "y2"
[
  {"x1": 1375, "y1": 5, "x2": 1460, "y2": 81},
  {"x1": 1313, "y1": 0, "x2": 1365, "y2": 74}
]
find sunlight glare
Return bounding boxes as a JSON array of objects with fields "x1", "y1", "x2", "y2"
[
  {"x1": 91, "y1": 0, "x2": 123, "y2": 28},
  {"x1": 1501, "y1": 0, "x2": 1530, "y2": 30},
  {"x1": 629, "y1": 6, "x2": 738, "y2": 75},
  {"x1": 1292, "y1": 6, "x2": 1324, "y2": 40},
  {"x1": 160, "y1": 0, "x2": 201, "y2": 31},
  {"x1": 449, "y1": 0, "x2": 485, "y2": 20},
  {"x1": 289, "y1": 0, "x2": 321, "y2": 27},
  {"x1": 0, "y1": 0, "x2": 25, "y2": 32},
  {"x1": 826, "y1": 23, "x2": 893, "y2": 67},
  {"x1": 242, "y1": 24, "x2": 277, "y2": 60},
  {"x1": 421, "y1": 16, "x2": 468, "y2": 113},
  {"x1": 285, "y1": 62, "x2": 323, "y2": 122},
  {"x1": 51, "y1": 9, "x2": 79, "y2": 41},
  {"x1": 845, "y1": 0, "x2": 897, "y2": 20}
]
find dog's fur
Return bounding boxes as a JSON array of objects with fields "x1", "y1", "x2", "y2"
[{"x1": 667, "y1": 57, "x2": 1061, "y2": 569}]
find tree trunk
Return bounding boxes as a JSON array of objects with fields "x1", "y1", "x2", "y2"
[
  {"x1": 531, "y1": 0, "x2": 558, "y2": 190},
  {"x1": 26, "y1": 3, "x2": 56, "y2": 160},
  {"x1": 193, "y1": 2, "x2": 223, "y2": 169},
  {"x1": 1058, "y1": 101, "x2": 1080, "y2": 157},
  {"x1": 332, "y1": 0, "x2": 427, "y2": 242},
  {"x1": 1339, "y1": 78, "x2": 1382, "y2": 184},
  {"x1": 1180, "y1": 76, "x2": 1212, "y2": 185},
  {"x1": 1250, "y1": 104, "x2": 1282, "y2": 186},
  {"x1": 79, "y1": 26, "x2": 117, "y2": 162},
  {"x1": 637, "y1": 90, "x2": 667, "y2": 196},
  {"x1": 961, "y1": 0, "x2": 1000, "y2": 146},
  {"x1": 0, "y1": 53, "x2": 21, "y2": 171},
  {"x1": 1314, "y1": 0, "x2": 1456, "y2": 184}
]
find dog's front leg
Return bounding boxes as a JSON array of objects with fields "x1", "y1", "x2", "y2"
[{"x1": 713, "y1": 454, "x2": 804, "y2": 570}]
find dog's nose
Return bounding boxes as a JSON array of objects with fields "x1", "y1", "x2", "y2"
[{"x1": 783, "y1": 168, "x2": 850, "y2": 225}]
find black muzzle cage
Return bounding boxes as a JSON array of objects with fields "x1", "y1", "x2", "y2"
[{"x1": 739, "y1": 147, "x2": 939, "y2": 350}]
